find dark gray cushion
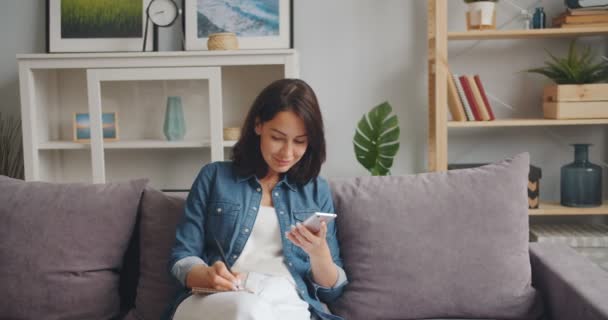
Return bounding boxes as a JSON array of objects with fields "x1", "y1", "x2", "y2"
[
  {"x1": 0, "y1": 176, "x2": 147, "y2": 320},
  {"x1": 126, "y1": 188, "x2": 186, "y2": 320},
  {"x1": 328, "y1": 153, "x2": 542, "y2": 320}
]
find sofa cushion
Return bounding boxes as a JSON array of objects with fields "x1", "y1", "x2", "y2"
[
  {"x1": 126, "y1": 188, "x2": 186, "y2": 320},
  {"x1": 328, "y1": 153, "x2": 542, "y2": 320},
  {"x1": 0, "y1": 176, "x2": 147, "y2": 320}
]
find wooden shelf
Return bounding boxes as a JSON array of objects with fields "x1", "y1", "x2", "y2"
[
  {"x1": 530, "y1": 201, "x2": 608, "y2": 216},
  {"x1": 39, "y1": 139, "x2": 211, "y2": 150},
  {"x1": 448, "y1": 118, "x2": 608, "y2": 128},
  {"x1": 449, "y1": 27, "x2": 608, "y2": 40},
  {"x1": 223, "y1": 140, "x2": 237, "y2": 147}
]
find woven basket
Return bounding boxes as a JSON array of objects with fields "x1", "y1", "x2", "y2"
[
  {"x1": 207, "y1": 33, "x2": 238, "y2": 50},
  {"x1": 223, "y1": 127, "x2": 241, "y2": 140}
]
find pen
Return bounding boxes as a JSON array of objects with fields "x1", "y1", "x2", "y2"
[
  {"x1": 214, "y1": 236, "x2": 244, "y2": 291},
  {"x1": 214, "y1": 237, "x2": 233, "y2": 274}
]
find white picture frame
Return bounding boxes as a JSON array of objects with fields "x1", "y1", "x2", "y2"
[
  {"x1": 47, "y1": 0, "x2": 154, "y2": 53},
  {"x1": 183, "y1": 0, "x2": 292, "y2": 51}
]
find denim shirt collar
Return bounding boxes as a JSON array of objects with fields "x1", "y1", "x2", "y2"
[{"x1": 235, "y1": 171, "x2": 297, "y2": 192}]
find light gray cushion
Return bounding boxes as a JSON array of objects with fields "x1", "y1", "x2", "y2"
[
  {"x1": 0, "y1": 176, "x2": 147, "y2": 320},
  {"x1": 328, "y1": 153, "x2": 542, "y2": 320},
  {"x1": 127, "y1": 188, "x2": 186, "y2": 320}
]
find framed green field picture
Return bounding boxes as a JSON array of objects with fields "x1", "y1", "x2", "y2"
[{"x1": 47, "y1": 0, "x2": 154, "y2": 52}]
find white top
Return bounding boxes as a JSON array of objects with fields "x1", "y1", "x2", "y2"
[{"x1": 231, "y1": 206, "x2": 295, "y2": 283}]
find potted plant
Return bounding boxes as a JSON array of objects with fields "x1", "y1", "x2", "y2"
[
  {"x1": 465, "y1": 0, "x2": 498, "y2": 30},
  {"x1": 527, "y1": 40, "x2": 608, "y2": 119},
  {"x1": 353, "y1": 101, "x2": 400, "y2": 176}
]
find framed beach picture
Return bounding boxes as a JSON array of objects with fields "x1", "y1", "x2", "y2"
[
  {"x1": 47, "y1": 0, "x2": 154, "y2": 53},
  {"x1": 73, "y1": 112, "x2": 119, "y2": 142},
  {"x1": 183, "y1": 0, "x2": 293, "y2": 50}
]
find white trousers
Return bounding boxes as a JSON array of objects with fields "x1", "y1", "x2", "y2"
[{"x1": 173, "y1": 272, "x2": 311, "y2": 320}]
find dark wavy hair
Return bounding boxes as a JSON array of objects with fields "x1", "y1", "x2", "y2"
[{"x1": 232, "y1": 79, "x2": 326, "y2": 186}]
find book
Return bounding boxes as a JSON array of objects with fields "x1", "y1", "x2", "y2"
[
  {"x1": 447, "y1": 70, "x2": 467, "y2": 121},
  {"x1": 560, "y1": 22, "x2": 608, "y2": 27},
  {"x1": 568, "y1": 7, "x2": 608, "y2": 14},
  {"x1": 453, "y1": 73, "x2": 475, "y2": 121},
  {"x1": 458, "y1": 76, "x2": 482, "y2": 121},
  {"x1": 473, "y1": 75, "x2": 496, "y2": 120},
  {"x1": 466, "y1": 75, "x2": 491, "y2": 121},
  {"x1": 553, "y1": 13, "x2": 608, "y2": 25}
]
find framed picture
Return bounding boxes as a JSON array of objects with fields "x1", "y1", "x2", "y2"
[
  {"x1": 183, "y1": 0, "x2": 293, "y2": 50},
  {"x1": 47, "y1": 0, "x2": 154, "y2": 53},
  {"x1": 73, "y1": 112, "x2": 119, "y2": 142}
]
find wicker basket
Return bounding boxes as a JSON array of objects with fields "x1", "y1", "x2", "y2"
[
  {"x1": 223, "y1": 127, "x2": 241, "y2": 140},
  {"x1": 207, "y1": 33, "x2": 238, "y2": 50}
]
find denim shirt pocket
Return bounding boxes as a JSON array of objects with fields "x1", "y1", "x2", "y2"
[
  {"x1": 206, "y1": 201, "x2": 241, "y2": 247},
  {"x1": 292, "y1": 209, "x2": 318, "y2": 223}
]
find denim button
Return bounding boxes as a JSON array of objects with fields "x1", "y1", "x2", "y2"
[
  {"x1": 252, "y1": 206, "x2": 257, "y2": 210},
  {"x1": 279, "y1": 210, "x2": 284, "y2": 215},
  {"x1": 232, "y1": 255, "x2": 237, "y2": 260},
  {"x1": 244, "y1": 228, "x2": 250, "y2": 233},
  {"x1": 274, "y1": 192, "x2": 279, "y2": 196},
  {"x1": 256, "y1": 188, "x2": 261, "y2": 192},
  {"x1": 217, "y1": 208, "x2": 222, "y2": 213},
  {"x1": 288, "y1": 262, "x2": 293, "y2": 267}
]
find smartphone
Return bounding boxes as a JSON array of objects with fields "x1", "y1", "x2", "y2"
[{"x1": 302, "y1": 212, "x2": 337, "y2": 233}]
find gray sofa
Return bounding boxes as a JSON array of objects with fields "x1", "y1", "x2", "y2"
[{"x1": 1, "y1": 153, "x2": 607, "y2": 320}]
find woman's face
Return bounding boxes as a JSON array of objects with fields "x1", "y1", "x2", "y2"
[{"x1": 255, "y1": 110, "x2": 309, "y2": 177}]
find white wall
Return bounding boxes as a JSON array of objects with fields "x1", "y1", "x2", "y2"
[
  {"x1": 0, "y1": 1, "x2": 45, "y2": 118},
  {"x1": 1, "y1": 0, "x2": 607, "y2": 204}
]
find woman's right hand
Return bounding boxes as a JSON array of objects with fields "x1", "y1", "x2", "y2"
[{"x1": 185, "y1": 261, "x2": 242, "y2": 291}]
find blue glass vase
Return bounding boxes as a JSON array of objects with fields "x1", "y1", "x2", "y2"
[
  {"x1": 163, "y1": 96, "x2": 186, "y2": 141},
  {"x1": 560, "y1": 144, "x2": 602, "y2": 207},
  {"x1": 532, "y1": 7, "x2": 546, "y2": 29}
]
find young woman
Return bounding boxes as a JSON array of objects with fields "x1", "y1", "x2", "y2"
[{"x1": 168, "y1": 79, "x2": 347, "y2": 320}]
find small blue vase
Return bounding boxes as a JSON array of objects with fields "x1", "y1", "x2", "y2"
[
  {"x1": 560, "y1": 144, "x2": 602, "y2": 207},
  {"x1": 163, "y1": 96, "x2": 186, "y2": 141},
  {"x1": 532, "y1": 7, "x2": 546, "y2": 29}
]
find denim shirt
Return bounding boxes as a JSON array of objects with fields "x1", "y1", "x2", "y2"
[{"x1": 168, "y1": 161, "x2": 347, "y2": 320}]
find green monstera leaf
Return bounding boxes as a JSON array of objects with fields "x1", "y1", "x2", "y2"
[{"x1": 353, "y1": 101, "x2": 400, "y2": 176}]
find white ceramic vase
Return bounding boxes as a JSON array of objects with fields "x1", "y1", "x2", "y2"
[{"x1": 467, "y1": 1, "x2": 496, "y2": 27}]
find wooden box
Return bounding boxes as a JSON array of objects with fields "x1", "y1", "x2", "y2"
[{"x1": 543, "y1": 84, "x2": 608, "y2": 119}]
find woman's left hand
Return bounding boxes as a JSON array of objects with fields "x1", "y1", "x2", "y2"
[{"x1": 286, "y1": 221, "x2": 331, "y2": 259}]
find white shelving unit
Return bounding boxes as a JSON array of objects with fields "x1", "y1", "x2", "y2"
[{"x1": 18, "y1": 50, "x2": 299, "y2": 189}]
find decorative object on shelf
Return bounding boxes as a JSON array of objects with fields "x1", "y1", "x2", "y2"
[
  {"x1": 448, "y1": 163, "x2": 542, "y2": 209},
  {"x1": 566, "y1": 0, "x2": 608, "y2": 9},
  {"x1": 143, "y1": 0, "x2": 182, "y2": 51},
  {"x1": 553, "y1": 7, "x2": 608, "y2": 28},
  {"x1": 353, "y1": 101, "x2": 400, "y2": 176},
  {"x1": 464, "y1": 0, "x2": 498, "y2": 30},
  {"x1": 0, "y1": 112, "x2": 24, "y2": 180},
  {"x1": 527, "y1": 40, "x2": 608, "y2": 119},
  {"x1": 46, "y1": 0, "x2": 154, "y2": 53},
  {"x1": 183, "y1": 0, "x2": 293, "y2": 50},
  {"x1": 561, "y1": 143, "x2": 602, "y2": 207},
  {"x1": 223, "y1": 127, "x2": 241, "y2": 141},
  {"x1": 532, "y1": 7, "x2": 546, "y2": 29},
  {"x1": 207, "y1": 32, "x2": 239, "y2": 50},
  {"x1": 163, "y1": 96, "x2": 186, "y2": 141},
  {"x1": 73, "y1": 112, "x2": 119, "y2": 142}
]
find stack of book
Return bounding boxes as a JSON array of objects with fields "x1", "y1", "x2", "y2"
[
  {"x1": 553, "y1": 7, "x2": 608, "y2": 28},
  {"x1": 447, "y1": 71, "x2": 495, "y2": 122}
]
